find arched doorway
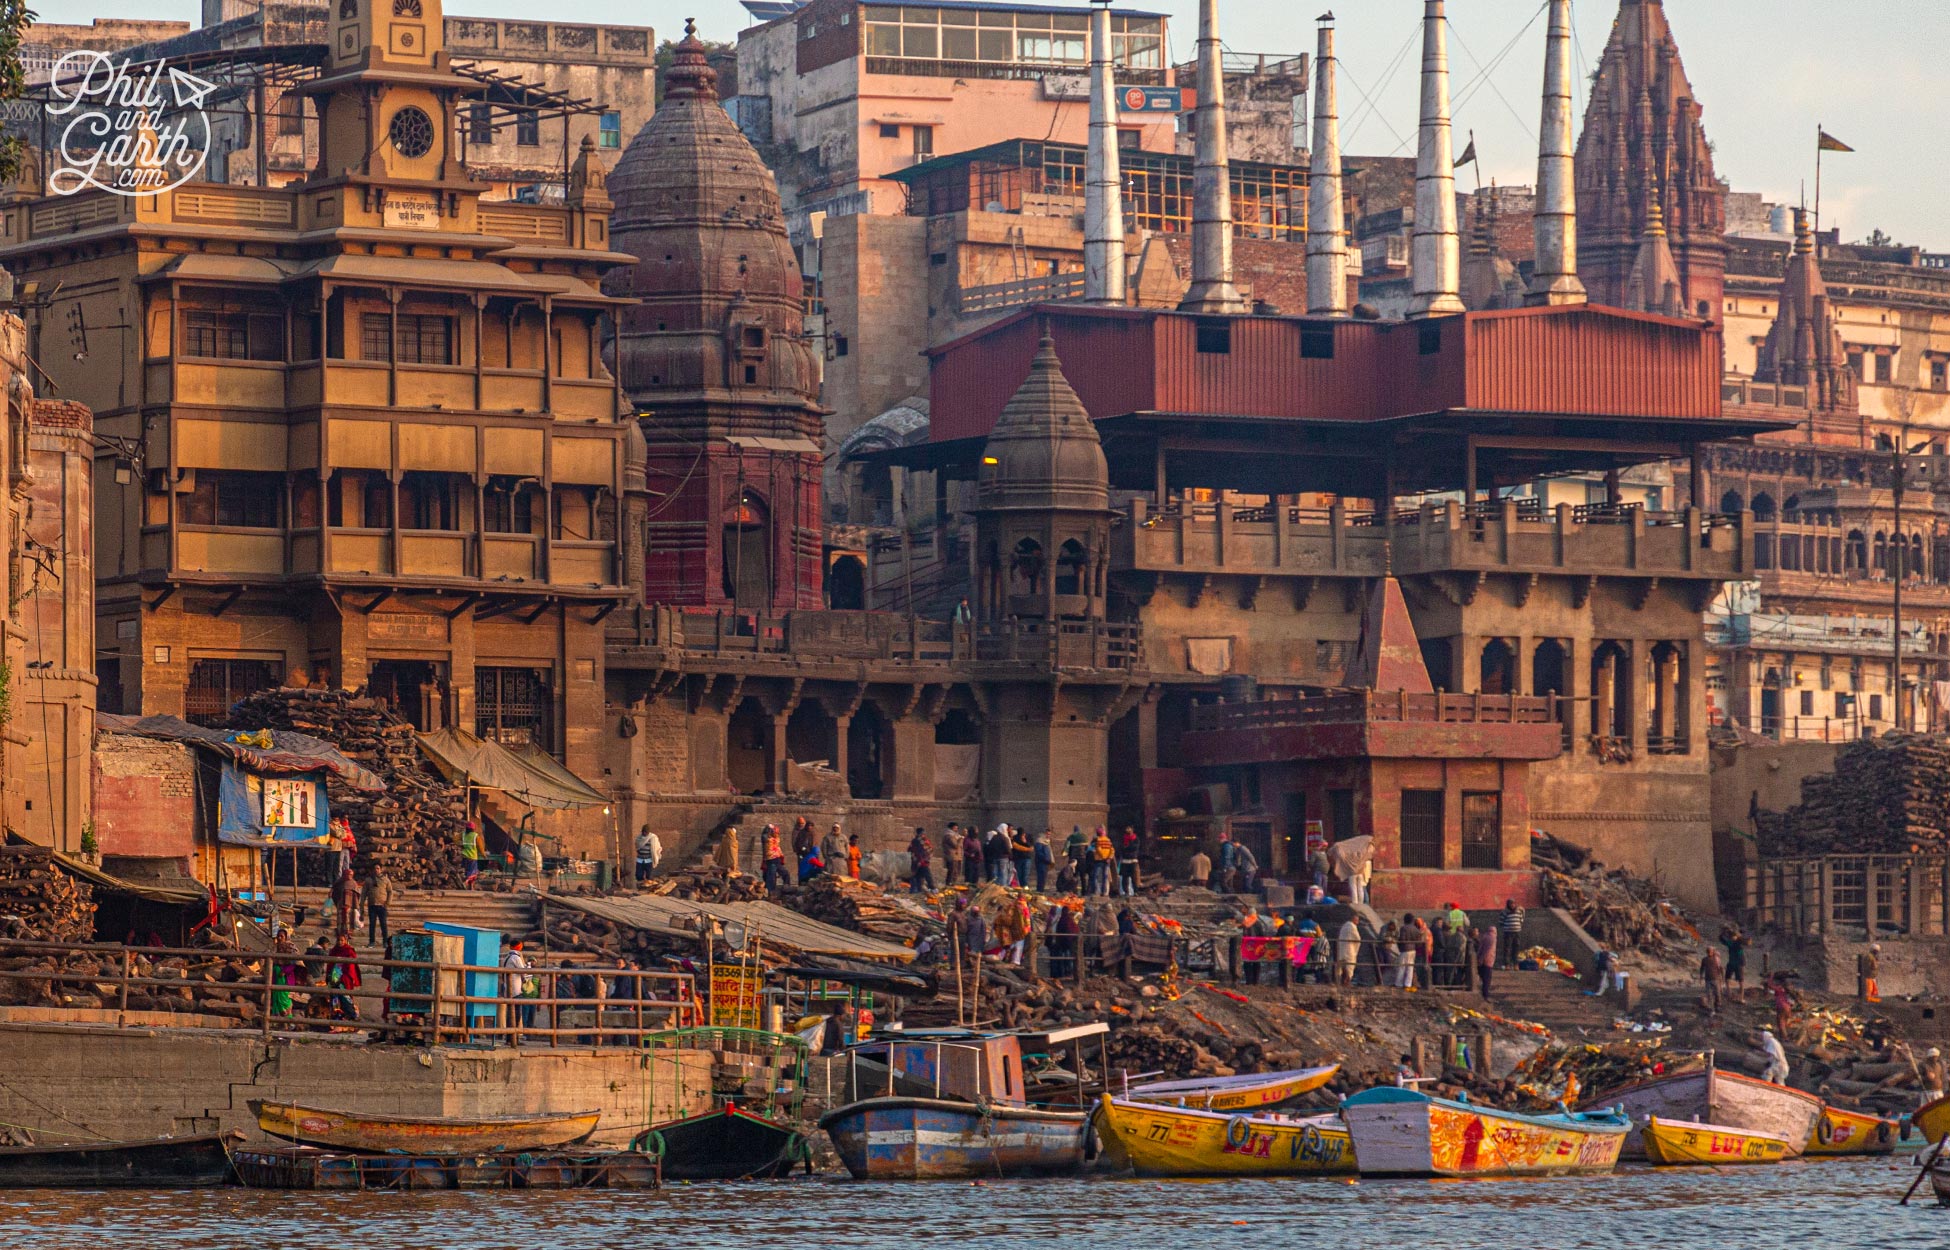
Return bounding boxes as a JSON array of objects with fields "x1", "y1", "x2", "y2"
[
  {"x1": 1590, "y1": 641, "x2": 1630, "y2": 742},
  {"x1": 723, "y1": 491, "x2": 773, "y2": 612},
  {"x1": 1531, "y1": 638, "x2": 1567, "y2": 696},
  {"x1": 727, "y1": 697, "x2": 775, "y2": 794},
  {"x1": 827, "y1": 553, "x2": 866, "y2": 610},
  {"x1": 1479, "y1": 638, "x2": 1516, "y2": 695},
  {"x1": 1751, "y1": 492, "x2": 1776, "y2": 521},
  {"x1": 1719, "y1": 489, "x2": 1743, "y2": 514},
  {"x1": 847, "y1": 702, "x2": 890, "y2": 799}
]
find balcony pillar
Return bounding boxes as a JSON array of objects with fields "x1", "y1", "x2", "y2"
[
  {"x1": 833, "y1": 713, "x2": 852, "y2": 798},
  {"x1": 1625, "y1": 641, "x2": 1647, "y2": 758},
  {"x1": 769, "y1": 713, "x2": 790, "y2": 794}
]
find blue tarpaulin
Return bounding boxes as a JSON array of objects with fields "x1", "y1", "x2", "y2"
[{"x1": 216, "y1": 762, "x2": 335, "y2": 847}]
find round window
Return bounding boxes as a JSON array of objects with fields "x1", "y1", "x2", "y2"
[{"x1": 389, "y1": 106, "x2": 434, "y2": 159}]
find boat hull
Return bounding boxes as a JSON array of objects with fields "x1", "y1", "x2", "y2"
[
  {"x1": 1583, "y1": 1069, "x2": 1824, "y2": 1159},
  {"x1": 250, "y1": 1100, "x2": 600, "y2": 1154},
  {"x1": 648, "y1": 1106, "x2": 804, "y2": 1180},
  {"x1": 1342, "y1": 1087, "x2": 1627, "y2": 1178},
  {"x1": 819, "y1": 1097, "x2": 1085, "y2": 1180},
  {"x1": 0, "y1": 1134, "x2": 234, "y2": 1188},
  {"x1": 1916, "y1": 1094, "x2": 1950, "y2": 1145},
  {"x1": 1806, "y1": 1105, "x2": 1898, "y2": 1156},
  {"x1": 1641, "y1": 1117, "x2": 1789, "y2": 1166},
  {"x1": 1095, "y1": 1095, "x2": 1354, "y2": 1177},
  {"x1": 1126, "y1": 1065, "x2": 1341, "y2": 1113}
]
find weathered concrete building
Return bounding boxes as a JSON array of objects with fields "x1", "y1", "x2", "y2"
[
  {"x1": 27, "y1": 3, "x2": 655, "y2": 201},
  {"x1": 1, "y1": 0, "x2": 630, "y2": 854}
]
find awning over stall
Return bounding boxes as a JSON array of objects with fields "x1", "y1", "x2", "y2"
[{"x1": 415, "y1": 727, "x2": 608, "y2": 810}]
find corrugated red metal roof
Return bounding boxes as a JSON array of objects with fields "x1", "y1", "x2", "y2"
[{"x1": 928, "y1": 302, "x2": 1723, "y2": 445}]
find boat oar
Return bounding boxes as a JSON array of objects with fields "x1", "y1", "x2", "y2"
[{"x1": 1898, "y1": 1136, "x2": 1944, "y2": 1206}]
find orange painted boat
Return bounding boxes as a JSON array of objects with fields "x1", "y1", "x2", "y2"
[
  {"x1": 1806, "y1": 1104, "x2": 1898, "y2": 1156},
  {"x1": 251, "y1": 1101, "x2": 599, "y2": 1154}
]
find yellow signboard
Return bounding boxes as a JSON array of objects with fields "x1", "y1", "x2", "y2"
[{"x1": 709, "y1": 963, "x2": 762, "y2": 1030}]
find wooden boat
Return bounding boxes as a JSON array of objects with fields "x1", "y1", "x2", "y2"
[
  {"x1": 251, "y1": 1100, "x2": 599, "y2": 1154},
  {"x1": 1641, "y1": 1116, "x2": 1789, "y2": 1166},
  {"x1": 1806, "y1": 1104, "x2": 1899, "y2": 1156},
  {"x1": 640, "y1": 1105, "x2": 806, "y2": 1180},
  {"x1": 818, "y1": 1096, "x2": 1088, "y2": 1180},
  {"x1": 1094, "y1": 1094, "x2": 1354, "y2": 1177},
  {"x1": 0, "y1": 1133, "x2": 236, "y2": 1188},
  {"x1": 232, "y1": 1144, "x2": 661, "y2": 1191},
  {"x1": 1916, "y1": 1093, "x2": 1950, "y2": 1145},
  {"x1": 1341, "y1": 1087, "x2": 1628, "y2": 1178},
  {"x1": 1125, "y1": 1064, "x2": 1341, "y2": 1113},
  {"x1": 1580, "y1": 1064, "x2": 1824, "y2": 1159}
]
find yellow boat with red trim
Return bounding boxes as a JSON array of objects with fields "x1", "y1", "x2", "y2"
[
  {"x1": 1124, "y1": 1064, "x2": 1340, "y2": 1113},
  {"x1": 1806, "y1": 1104, "x2": 1898, "y2": 1156},
  {"x1": 1641, "y1": 1116, "x2": 1790, "y2": 1166},
  {"x1": 1094, "y1": 1094, "x2": 1355, "y2": 1177}
]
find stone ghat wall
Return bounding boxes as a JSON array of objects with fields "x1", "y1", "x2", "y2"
[{"x1": 0, "y1": 1023, "x2": 712, "y2": 1147}]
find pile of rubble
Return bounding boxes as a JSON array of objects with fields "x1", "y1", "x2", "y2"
[
  {"x1": 227, "y1": 689, "x2": 469, "y2": 888},
  {"x1": 1756, "y1": 732, "x2": 1950, "y2": 856}
]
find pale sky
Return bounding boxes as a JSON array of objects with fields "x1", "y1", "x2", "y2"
[{"x1": 33, "y1": 0, "x2": 1950, "y2": 249}]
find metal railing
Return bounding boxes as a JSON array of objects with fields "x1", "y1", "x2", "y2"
[
  {"x1": 1743, "y1": 853, "x2": 1950, "y2": 938},
  {"x1": 0, "y1": 938, "x2": 701, "y2": 1047}
]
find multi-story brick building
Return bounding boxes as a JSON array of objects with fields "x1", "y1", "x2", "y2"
[{"x1": 1, "y1": 0, "x2": 630, "y2": 854}]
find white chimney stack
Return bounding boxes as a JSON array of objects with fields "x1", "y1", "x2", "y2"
[
  {"x1": 1083, "y1": 0, "x2": 1127, "y2": 304},
  {"x1": 1178, "y1": 0, "x2": 1248, "y2": 315},
  {"x1": 1305, "y1": 12, "x2": 1347, "y2": 316},
  {"x1": 1408, "y1": 0, "x2": 1463, "y2": 318},
  {"x1": 1527, "y1": 0, "x2": 1586, "y2": 305}
]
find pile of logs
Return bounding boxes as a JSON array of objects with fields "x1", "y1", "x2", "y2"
[
  {"x1": 1539, "y1": 868, "x2": 1698, "y2": 958},
  {"x1": 1757, "y1": 733, "x2": 1950, "y2": 857},
  {"x1": 786, "y1": 876, "x2": 929, "y2": 945},
  {"x1": 0, "y1": 847, "x2": 96, "y2": 944},
  {"x1": 643, "y1": 870, "x2": 767, "y2": 905},
  {"x1": 227, "y1": 689, "x2": 468, "y2": 888}
]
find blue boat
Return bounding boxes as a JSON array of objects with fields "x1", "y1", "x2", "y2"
[
  {"x1": 819, "y1": 1096, "x2": 1089, "y2": 1180},
  {"x1": 817, "y1": 1024, "x2": 1107, "y2": 1180}
]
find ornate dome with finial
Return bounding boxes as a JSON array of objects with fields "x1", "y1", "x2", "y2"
[
  {"x1": 604, "y1": 18, "x2": 819, "y2": 413},
  {"x1": 978, "y1": 336, "x2": 1110, "y2": 514}
]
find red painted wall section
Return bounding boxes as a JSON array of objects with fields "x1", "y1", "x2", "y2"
[
  {"x1": 641, "y1": 445, "x2": 824, "y2": 612},
  {"x1": 1463, "y1": 305, "x2": 1721, "y2": 418},
  {"x1": 91, "y1": 735, "x2": 198, "y2": 860}
]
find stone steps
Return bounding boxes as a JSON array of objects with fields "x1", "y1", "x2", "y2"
[
  {"x1": 287, "y1": 886, "x2": 541, "y2": 952},
  {"x1": 1486, "y1": 969, "x2": 1619, "y2": 1036}
]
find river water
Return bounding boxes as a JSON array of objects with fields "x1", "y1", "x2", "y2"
[{"x1": 0, "y1": 1158, "x2": 1937, "y2": 1249}]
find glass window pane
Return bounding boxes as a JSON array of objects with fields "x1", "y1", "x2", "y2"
[
  {"x1": 1051, "y1": 13, "x2": 1085, "y2": 31},
  {"x1": 867, "y1": 23, "x2": 901, "y2": 54},
  {"x1": 940, "y1": 8, "x2": 975, "y2": 24},
  {"x1": 977, "y1": 28, "x2": 1010, "y2": 59},
  {"x1": 1018, "y1": 33, "x2": 1049, "y2": 60},
  {"x1": 941, "y1": 26, "x2": 976, "y2": 58},
  {"x1": 900, "y1": 6, "x2": 938, "y2": 20},
  {"x1": 977, "y1": 10, "x2": 1012, "y2": 25},
  {"x1": 1013, "y1": 12, "x2": 1049, "y2": 27},
  {"x1": 1053, "y1": 34, "x2": 1083, "y2": 60},
  {"x1": 863, "y1": 5, "x2": 901, "y2": 18},
  {"x1": 902, "y1": 24, "x2": 937, "y2": 56}
]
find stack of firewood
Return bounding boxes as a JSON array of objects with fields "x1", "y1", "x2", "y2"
[
  {"x1": 227, "y1": 689, "x2": 468, "y2": 888},
  {"x1": 786, "y1": 876, "x2": 929, "y2": 946},
  {"x1": 0, "y1": 847, "x2": 96, "y2": 944},
  {"x1": 1758, "y1": 733, "x2": 1950, "y2": 857}
]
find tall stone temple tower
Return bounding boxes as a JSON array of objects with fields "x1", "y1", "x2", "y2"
[{"x1": 606, "y1": 22, "x2": 827, "y2": 614}]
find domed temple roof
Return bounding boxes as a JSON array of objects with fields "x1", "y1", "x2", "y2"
[
  {"x1": 604, "y1": 20, "x2": 820, "y2": 418},
  {"x1": 977, "y1": 337, "x2": 1109, "y2": 515}
]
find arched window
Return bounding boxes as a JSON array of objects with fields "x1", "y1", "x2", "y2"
[
  {"x1": 827, "y1": 553, "x2": 866, "y2": 610},
  {"x1": 1873, "y1": 532, "x2": 1889, "y2": 575},
  {"x1": 722, "y1": 490, "x2": 772, "y2": 611},
  {"x1": 1750, "y1": 492, "x2": 1776, "y2": 521},
  {"x1": 1846, "y1": 530, "x2": 1867, "y2": 572},
  {"x1": 1009, "y1": 537, "x2": 1046, "y2": 596},
  {"x1": 1718, "y1": 489, "x2": 1744, "y2": 515},
  {"x1": 1054, "y1": 538, "x2": 1087, "y2": 597},
  {"x1": 1480, "y1": 638, "x2": 1516, "y2": 695},
  {"x1": 1783, "y1": 493, "x2": 1802, "y2": 521}
]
